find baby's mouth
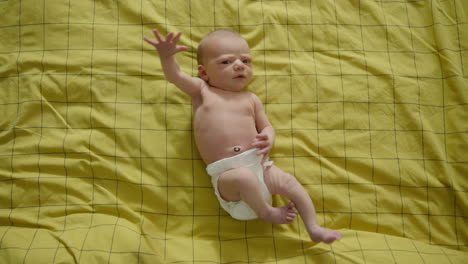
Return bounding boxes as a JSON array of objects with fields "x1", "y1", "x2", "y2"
[{"x1": 234, "y1": 74, "x2": 246, "y2": 79}]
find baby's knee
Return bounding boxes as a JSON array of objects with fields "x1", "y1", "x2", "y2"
[
  {"x1": 230, "y1": 167, "x2": 258, "y2": 186},
  {"x1": 267, "y1": 170, "x2": 299, "y2": 196},
  {"x1": 278, "y1": 174, "x2": 299, "y2": 192}
]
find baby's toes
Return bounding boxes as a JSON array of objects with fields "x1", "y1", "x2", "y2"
[
  {"x1": 288, "y1": 208, "x2": 298, "y2": 216},
  {"x1": 287, "y1": 212, "x2": 297, "y2": 221}
]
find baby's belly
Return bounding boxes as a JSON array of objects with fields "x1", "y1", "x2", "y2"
[{"x1": 195, "y1": 131, "x2": 257, "y2": 164}]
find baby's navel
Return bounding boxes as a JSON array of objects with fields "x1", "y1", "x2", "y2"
[{"x1": 233, "y1": 146, "x2": 241, "y2": 152}]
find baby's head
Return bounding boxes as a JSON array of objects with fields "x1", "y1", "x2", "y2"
[
  {"x1": 197, "y1": 30, "x2": 253, "y2": 92},
  {"x1": 197, "y1": 30, "x2": 247, "y2": 65}
]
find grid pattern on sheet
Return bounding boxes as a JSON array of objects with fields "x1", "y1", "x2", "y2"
[{"x1": 0, "y1": 0, "x2": 467, "y2": 263}]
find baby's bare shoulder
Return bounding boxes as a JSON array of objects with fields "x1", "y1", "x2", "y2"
[{"x1": 246, "y1": 91, "x2": 263, "y2": 105}]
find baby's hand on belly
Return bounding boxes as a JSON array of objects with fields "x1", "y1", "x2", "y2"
[{"x1": 252, "y1": 133, "x2": 272, "y2": 162}]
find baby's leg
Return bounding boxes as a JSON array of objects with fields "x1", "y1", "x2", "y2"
[
  {"x1": 217, "y1": 168, "x2": 297, "y2": 224},
  {"x1": 264, "y1": 166, "x2": 342, "y2": 244}
]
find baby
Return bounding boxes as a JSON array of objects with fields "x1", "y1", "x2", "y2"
[{"x1": 144, "y1": 29, "x2": 342, "y2": 243}]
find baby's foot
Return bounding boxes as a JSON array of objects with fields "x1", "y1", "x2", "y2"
[
  {"x1": 261, "y1": 202, "x2": 298, "y2": 224},
  {"x1": 307, "y1": 225, "x2": 342, "y2": 244}
]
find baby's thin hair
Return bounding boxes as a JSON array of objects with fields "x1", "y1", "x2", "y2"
[{"x1": 197, "y1": 29, "x2": 244, "y2": 65}]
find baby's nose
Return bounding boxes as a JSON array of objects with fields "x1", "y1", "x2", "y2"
[{"x1": 234, "y1": 60, "x2": 245, "y2": 70}]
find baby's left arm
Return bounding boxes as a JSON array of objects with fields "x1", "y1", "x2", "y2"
[{"x1": 251, "y1": 94, "x2": 275, "y2": 160}]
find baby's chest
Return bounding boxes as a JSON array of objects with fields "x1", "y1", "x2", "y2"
[{"x1": 201, "y1": 93, "x2": 254, "y2": 116}]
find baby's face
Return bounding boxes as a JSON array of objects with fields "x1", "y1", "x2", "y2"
[{"x1": 199, "y1": 35, "x2": 253, "y2": 92}]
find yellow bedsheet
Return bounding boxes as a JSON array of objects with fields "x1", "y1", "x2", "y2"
[{"x1": 0, "y1": 0, "x2": 467, "y2": 263}]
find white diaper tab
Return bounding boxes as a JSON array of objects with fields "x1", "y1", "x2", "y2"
[{"x1": 206, "y1": 148, "x2": 272, "y2": 220}]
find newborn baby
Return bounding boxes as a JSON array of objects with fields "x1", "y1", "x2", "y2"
[{"x1": 144, "y1": 29, "x2": 342, "y2": 243}]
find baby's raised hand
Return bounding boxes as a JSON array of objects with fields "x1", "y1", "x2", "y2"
[
  {"x1": 144, "y1": 29, "x2": 188, "y2": 58},
  {"x1": 252, "y1": 133, "x2": 272, "y2": 162}
]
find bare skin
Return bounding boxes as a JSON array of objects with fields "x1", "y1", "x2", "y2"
[{"x1": 144, "y1": 29, "x2": 342, "y2": 243}]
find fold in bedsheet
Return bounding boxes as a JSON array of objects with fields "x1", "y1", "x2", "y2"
[{"x1": 0, "y1": 0, "x2": 467, "y2": 263}]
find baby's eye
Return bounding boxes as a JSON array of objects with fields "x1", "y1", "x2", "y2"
[
  {"x1": 242, "y1": 59, "x2": 251, "y2": 64},
  {"x1": 221, "y1": 60, "x2": 231, "y2": 64}
]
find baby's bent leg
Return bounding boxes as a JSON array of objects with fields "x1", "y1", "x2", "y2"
[
  {"x1": 217, "y1": 168, "x2": 296, "y2": 224},
  {"x1": 264, "y1": 166, "x2": 342, "y2": 244}
]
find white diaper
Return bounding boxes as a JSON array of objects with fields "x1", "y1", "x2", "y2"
[{"x1": 206, "y1": 148, "x2": 273, "y2": 220}]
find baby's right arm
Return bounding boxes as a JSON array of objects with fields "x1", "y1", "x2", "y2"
[{"x1": 144, "y1": 29, "x2": 204, "y2": 98}]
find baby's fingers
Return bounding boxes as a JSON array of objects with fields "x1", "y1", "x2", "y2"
[
  {"x1": 172, "y1": 32, "x2": 183, "y2": 44},
  {"x1": 143, "y1": 36, "x2": 158, "y2": 46},
  {"x1": 257, "y1": 148, "x2": 270, "y2": 156},
  {"x1": 252, "y1": 139, "x2": 267, "y2": 148},
  {"x1": 165, "y1": 32, "x2": 175, "y2": 42},
  {"x1": 176, "y1": 45, "x2": 189, "y2": 53},
  {"x1": 152, "y1": 28, "x2": 164, "y2": 42}
]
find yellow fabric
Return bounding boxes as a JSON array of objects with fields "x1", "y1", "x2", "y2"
[{"x1": 0, "y1": 0, "x2": 467, "y2": 263}]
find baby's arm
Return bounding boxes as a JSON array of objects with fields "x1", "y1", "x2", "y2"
[
  {"x1": 144, "y1": 29, "x2": 204, "y2": 98},
  {"x1": 251, "y1": 94, "x2": 275, "y2": 160}
]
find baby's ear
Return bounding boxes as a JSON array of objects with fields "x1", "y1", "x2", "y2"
[{"x1": 198, "y1": 65, "x2": 209, "y2": 81}]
